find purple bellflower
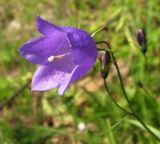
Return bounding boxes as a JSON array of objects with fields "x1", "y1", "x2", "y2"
[{"x1": 19, "y1": 16, "x2": 97, "y2": 95}]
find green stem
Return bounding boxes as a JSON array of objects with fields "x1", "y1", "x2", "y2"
[
  {"x1": 91, "y1": 11, "x2": 120, "y2": 37},
  {"x1": 96, "y1": 41, "x2": 160, "y2": 141},
  {"x1": 144, "y1": 54, "x2": 148, "y2": 71},
  {"x1": 103, "y1": 79, "x2": 131, "y2": 115},
  {"x1": 113, "y1": 53, "x2": 160, "y2": 141},
  {"x1": 0, "y1": 79, "x2": 31, "y2": 110}
]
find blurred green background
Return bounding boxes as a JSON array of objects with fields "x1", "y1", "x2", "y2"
[{"x1": 0, "y1": 0, "x2": 160, "y2": 143}]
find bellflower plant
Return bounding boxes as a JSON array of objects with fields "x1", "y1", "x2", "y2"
[{"x1": 19, "y1": 16, "x2": 97, "y2": 95}]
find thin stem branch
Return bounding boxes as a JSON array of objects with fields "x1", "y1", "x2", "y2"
[
  {"x1": 144, "y1": 54, "x2": 148, "y2": 70},
  {"x1": 0, "y1": 79, "x2": 31, "y2": 110},
  {"x1": 103, "y1": 79, "x2": 131, "y2": 115},
  {"x1": 96, "y1": 41, "x2": 160, "y2": 141},
  {"x1": 91, "y1": 12, "x2": 120, "y2": 37}
]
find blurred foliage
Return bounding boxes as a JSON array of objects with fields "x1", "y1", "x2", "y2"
[{"x1": 0, "y1": 0, "x2": 160, "y2": 143}]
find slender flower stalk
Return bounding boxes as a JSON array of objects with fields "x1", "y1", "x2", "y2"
[
  {"x1": 103, "y1": 79, "x2": 131, "y2": 115},
  {"x1": 96, "y1": 41, "x2": 160, "y2": 141}
]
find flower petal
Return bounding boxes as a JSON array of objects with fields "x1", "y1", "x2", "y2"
[
  {"x1": 31, "y1": 54, "x2": 76, "y2": 93},
  {"x1": 19, "y1": 31, "x2": 71, "y2": 64},
  {"x1": 58, "y1": 58, "x2": 95, "y2": 95},
  {"x1": 36, "y1": 16, "x2": 63, "y2": 36},
  {"x1": 62, "y1": 26, "x2": 97, "y2": 65}
]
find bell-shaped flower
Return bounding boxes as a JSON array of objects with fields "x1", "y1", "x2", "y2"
[{"x1": 19, "y1": 16, "x2": 97, "y2": 95}]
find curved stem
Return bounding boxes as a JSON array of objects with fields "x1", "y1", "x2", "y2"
[
  {"x1": 96, "y1": 41, "x2": 160, "y2": 141},
  {"x1": 103, "y1": 79, "x2": 132, "y2": 115}
]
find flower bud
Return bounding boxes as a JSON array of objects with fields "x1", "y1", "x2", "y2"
[
  {"x1": 136, "y1": 29, "x2": 147, "y2": 54},
  {"x1": 98, "y1": 51, "x2": 111, "y2": 79},
  {"x1": 136, "y1": 81, "x2": 143, "y2": 88}
]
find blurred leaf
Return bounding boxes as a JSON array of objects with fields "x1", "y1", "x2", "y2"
[{"x1": 127, "y1": 119, "x2": 160, "y2": 139}]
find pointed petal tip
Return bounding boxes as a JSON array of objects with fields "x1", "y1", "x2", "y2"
[
  {"x1": 31, "y1": 86, "x2": 46, "y2": 92},
  {"x1": 31, "y1": 86, "x2": 38, "y2": 91},
  {"x1": 36, "y1": 15, "x2": 43, "y2": 25},
  {"x1": 31, "y1": 88, "x2": 35, "y2": 92},
  {"x1": 17, "y1": 47, "x2": 21, "y2": 53},
  {"x1": 36, "y1": 15, "x2": 42, "y2": 21},
  {"x1": 58, "y1": 89, "x2": 65, "y2": 96},
  {"x1": 58, "y1": 82, "x2": 70, "y2": 96},
  {"x1": 18, "y1": 45, "x2": 25, "y2": 58},
  {"x1": 31, "y1": 88, "x2": 47, "y2": 92},
  {"x1": 31, "y1": 78, "x2": 44, "y2": 91},
  {"x1": 36, "y1": 14, "x2": 40, "y2": 17}
]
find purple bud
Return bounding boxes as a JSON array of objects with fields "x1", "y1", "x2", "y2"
[
  {"x1": 98, "y1": 51, "x2": 111, "y2": 79},
  {"x1": 136, "y1": 29, "x2": 147, "y2": 54}
]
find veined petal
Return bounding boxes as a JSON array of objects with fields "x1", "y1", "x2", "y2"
[
  {"x1": 36, "y1": 16, "x2": 63, "y2": 36},
  {"x1": 19, "y1": 31, "x2": 71, "y2": 65},
  {"x1": 58, "y1": 58, "x2": 95, "y2": 95},
  {"x1": 31, "y1": 54, "x2": 76, "y2": 92}
]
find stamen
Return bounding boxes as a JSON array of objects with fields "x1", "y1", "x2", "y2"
[
  {"x1": 47, "y1": 53, "x2": 70, "y2": 62},
  {"x1": 48, "y1": 56, "x2": 55, "y2": 62}
]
